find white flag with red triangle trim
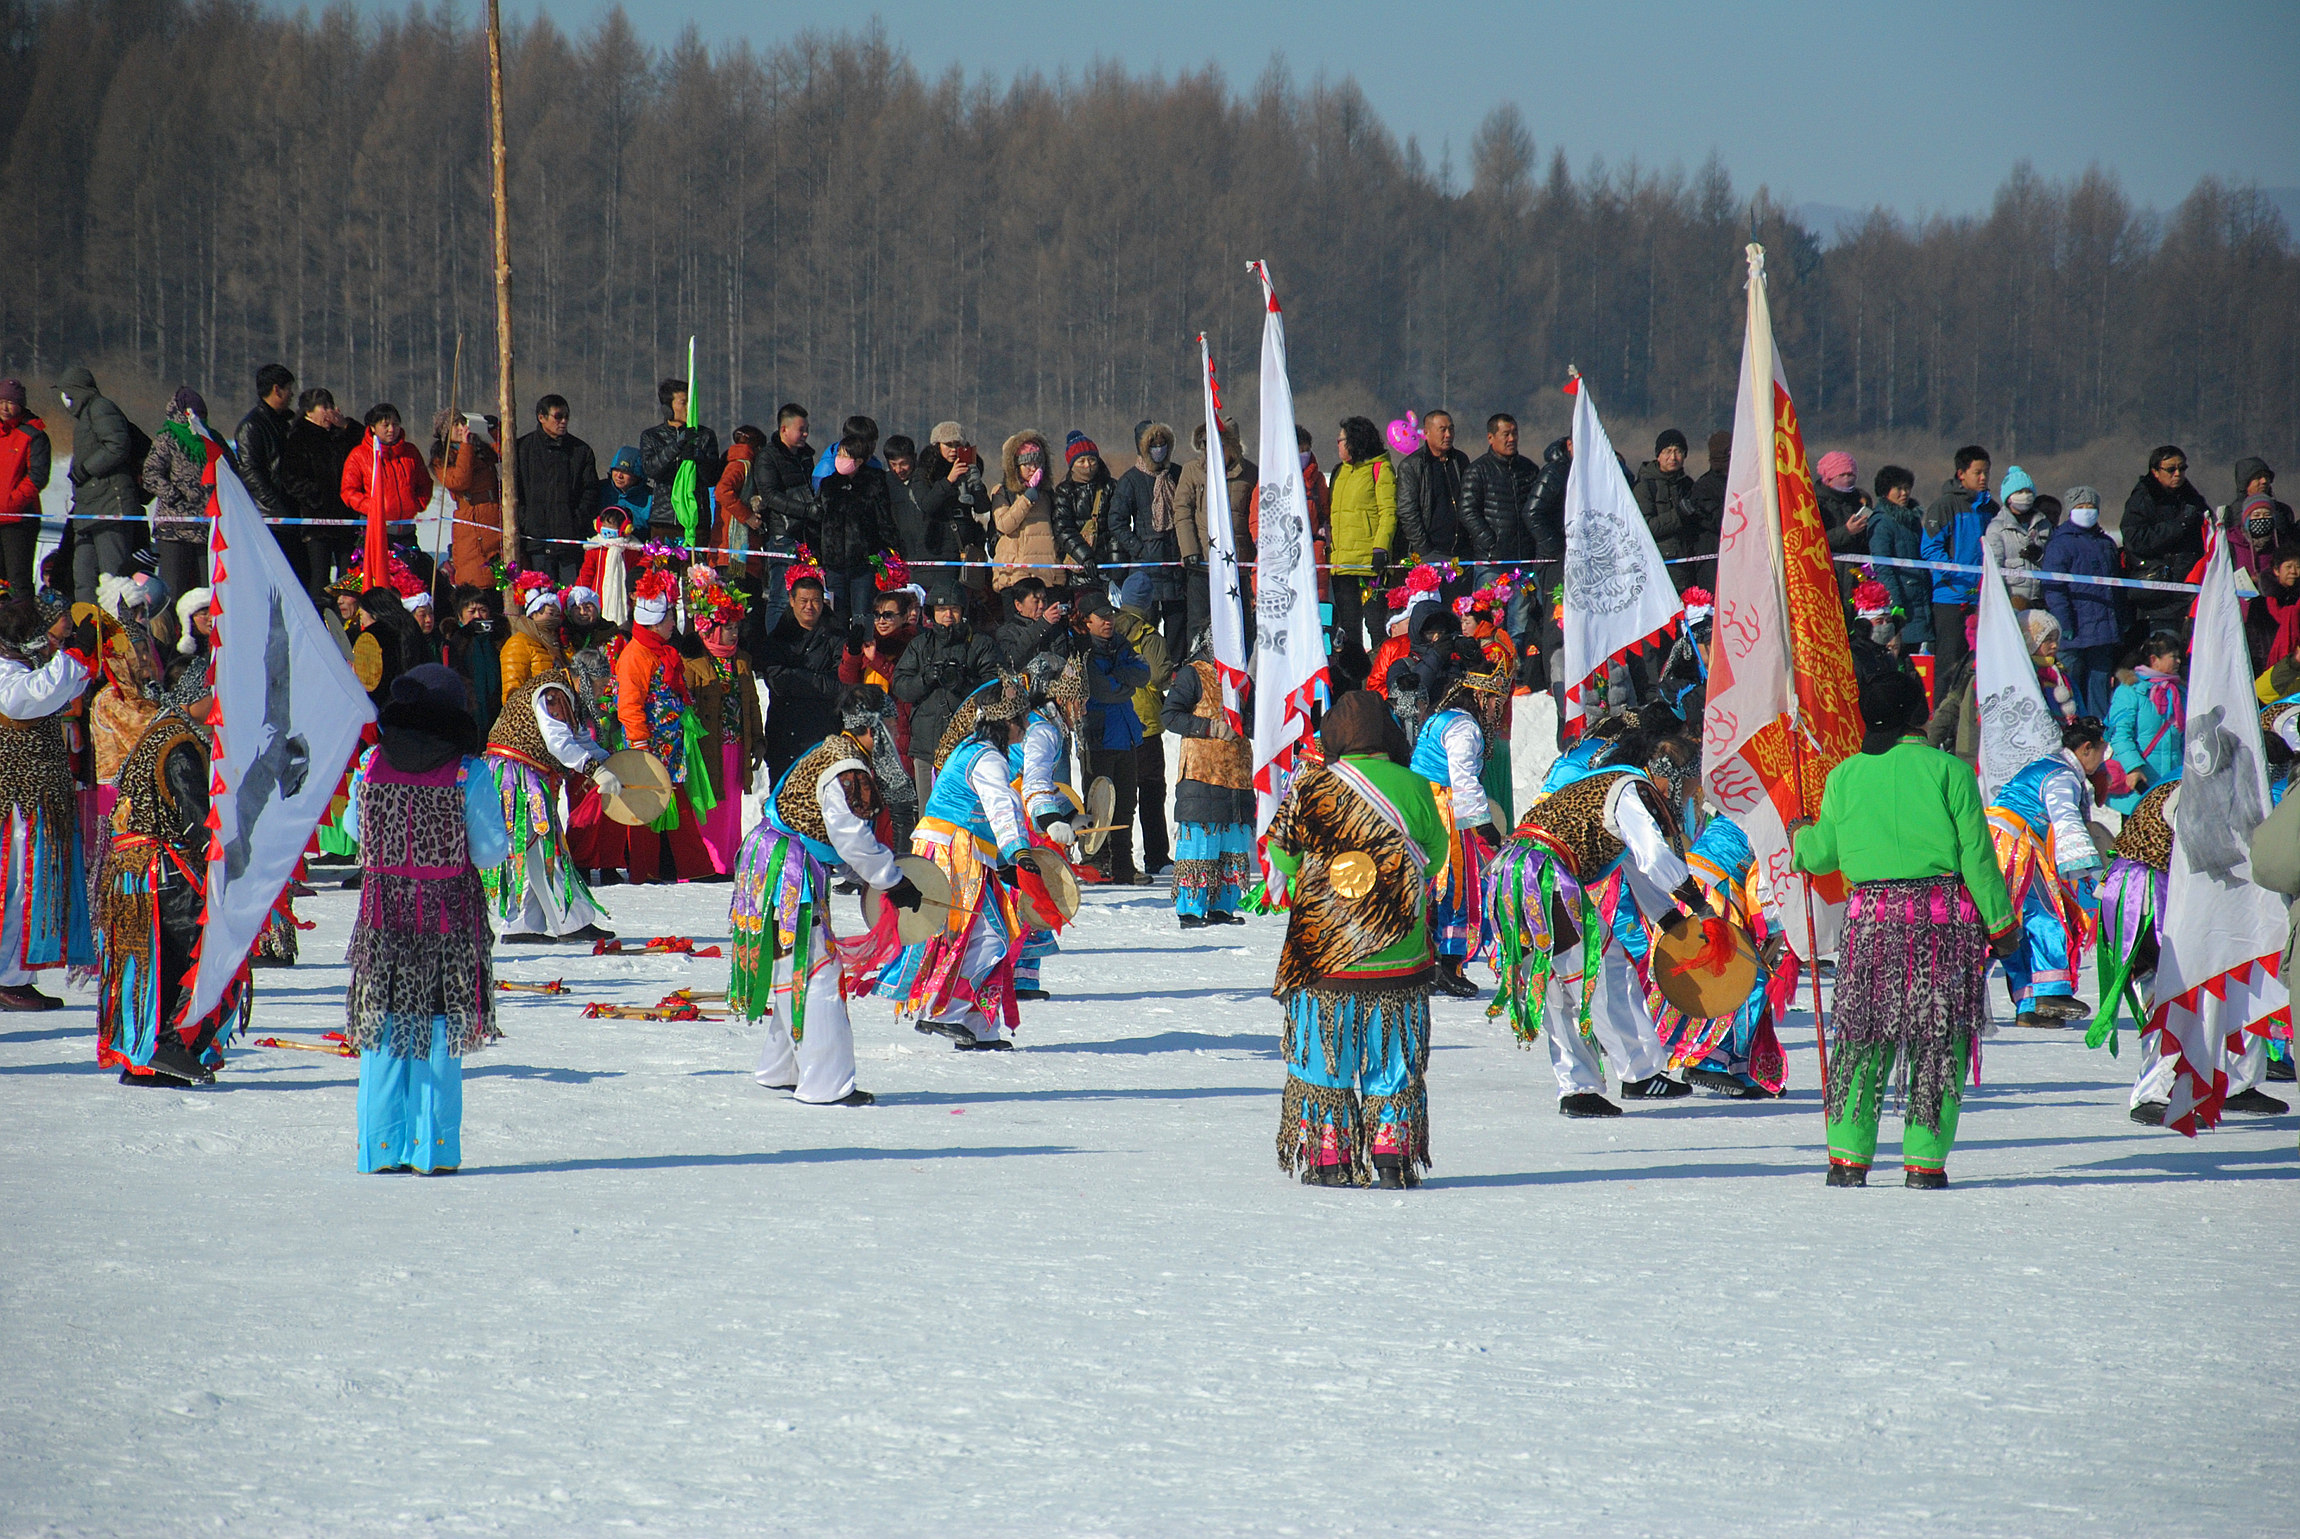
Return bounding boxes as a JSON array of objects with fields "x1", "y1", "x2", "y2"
[
  {"x1": 2147, "y1": 531, "x2": 2288, "y2": 1134},
  {"x1": 178, "y1": 455, "x2": 375, "y2": 1029}
]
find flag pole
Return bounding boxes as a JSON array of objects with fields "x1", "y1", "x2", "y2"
[{"x1": 486, "y1": 0, "x2": 520, "y2": 568}]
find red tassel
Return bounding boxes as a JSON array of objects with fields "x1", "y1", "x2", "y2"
[{"x1": 1687, "y1": 916, "x2": 1737, "y2": 976}]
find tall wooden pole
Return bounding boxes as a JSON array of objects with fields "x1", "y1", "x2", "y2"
[{"x1": 486, "y1": 0, "x2": 519, "y2": 566}]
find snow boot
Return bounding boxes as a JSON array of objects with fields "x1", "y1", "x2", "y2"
[
  {"x1": 1211, "y1": 911, "x2": 1248, "y2": 926},
  {"x1": 2129, "y1": 1100, "x2": 2169, "y2": 1126},
  {"x1": 1825, "y1": 1161, "x2": 1868, "y2": 1187},
  {"x1": 2034, "y1": 996, "x2": 2091, "y2": 1022},
  {"x1": 1178, "y1": 914, "x2": 1209, "y2": 930},
  {"x1": 1904, "y1": 1167, "x2": 1949, "y2": 1190},
  {"x1": 2014, "y1": 1011, "x2": 2053, "y2": 1029},
  {"x1": 146, "y1": 1037, "x2": 214, "y2": 1085},
  {"x1": 2224, "y1": 1087, "x2": 2290, "y2": 1116},
  {"x1": 1559, "y1": 1093, "x2": 1623, "y2": 1118},
  {"x1": 1374, "y1": 1155, "x2": 1410, "y2": 1190},
  {"x1": 1433, "y1": 959, "x2": 1480, "y2": 999},
  {"x1": 1618, "y1": 1074, "x2": 1691, "y2": 1099}
]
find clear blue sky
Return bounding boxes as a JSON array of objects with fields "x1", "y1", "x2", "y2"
[{"x1": 388, "y1": 0, "x2": 2298, "y2": 216}]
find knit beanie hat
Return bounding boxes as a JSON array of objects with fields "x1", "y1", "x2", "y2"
[
  {"x1": 2063, "y1": 485, "x2": 2100, "y2": 511},
  {"x1": 2243, "y1": 494, "x2": 2278, "y2": 541},
  {"x1": 1065, "y1": 430, "x2": 1099, "y2": 466},
  {"x1": 1655, "y1": 428, "x2": 1688, "y2": 456},
  {"x1": 170, "y1": 385, "x2": 208, "y2": 420},
  {"x1": 1707, "y1": 430, "x2": 1732, "y2": 472},
  {"x1": 1816, "y1": 450, "x2": 1857, "y2": 492},
  {"x1": 2001, "y1": 465, "x2": 2036, "y2": 510},
  {"x1": 0, "y1": 378, "x2": 25, "y2": 409}
]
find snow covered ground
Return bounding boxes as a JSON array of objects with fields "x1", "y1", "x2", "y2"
[{"x1": 2, "y1": 875, "x2": 2294, "y2": 1537}]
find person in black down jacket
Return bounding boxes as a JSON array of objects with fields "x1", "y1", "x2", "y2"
[
  {"x1": 279, "y1": 388, "x2": 365, "y2": 596},
  {"x1": 754, "y1": 570, "x2": 847, "y2": 778},
  {"x1": 1108, "y1": 420, "x2": 1183, "y2": 654},
  {"x1": 1633, "y1": 428, "x2": 1704, "y2": 589},
  {"x1": 892, "y1": 580, "x2": 1003, "y2": 774},
  {"x1": 1051, "y1": 431, "x2": 1114, "y2": 575},
  {"x1": 2121, "y1": 444, "x2": 2211, "y2": 638},
  {"x1": 513, "y1": 393, "x2": 600, "y2": 585},
  {"x1": 1396, "y1": 410, "x2": 1469, "y2": 564},
  {"x1": 638, "y1": 376, "x2": 723, "y2": 549},
  {"x1": 1460, "y1": 413, "x2": 1542, "y2": 643},
  {"x1": 59, "y1": 364, "x2": 149, "y2": 603},
  {"x1": 816, "y1": 427, "x2": 897, "y2": 617}
]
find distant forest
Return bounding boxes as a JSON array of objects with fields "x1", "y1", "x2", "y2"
[{"x1": 2, "y1": 0, "x2": 2295, "y2": 470}]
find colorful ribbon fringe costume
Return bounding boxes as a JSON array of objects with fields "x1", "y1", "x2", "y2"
[
  {"x1": 1264, "y1": 749, "x2": 1445, "y2": 1186},
  {"x1": 1651, "y1": 814, "x2": 1787, "y2": 1095},
  {"x1": 730, "y1": 729, "x2": 905, "y2": 1102},
  {"x1": 479, "y1": 668, "x2": 612, "y2": 939},
  {"x1": 1984, "y1": 751, "x2": 2103, "y2": 1010}
]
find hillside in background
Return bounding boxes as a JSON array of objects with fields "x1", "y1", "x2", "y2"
[{"x1": 2, "y1": 0, "x2": 2294, "y2": 480}]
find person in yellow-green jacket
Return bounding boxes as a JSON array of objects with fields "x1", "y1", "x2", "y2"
[
  {"x1": 1792, "y1": 669, "x2": 2017, "y2": 1191},
  {"x1": 1263, "y1": 691, "x2": 1445, "y2": 1190}
]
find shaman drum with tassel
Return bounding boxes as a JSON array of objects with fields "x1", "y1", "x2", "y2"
[{"x1": 1650, "y1": 913, "x2": 1761, "y2": 1019}]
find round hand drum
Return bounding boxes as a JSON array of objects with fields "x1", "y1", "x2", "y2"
[
  {"x1": 1650, "y1": 914, "x2": 1761, "y2": 1019},
  {"x1": 861, "y1": 854, "x2": 956, "y2": 945},
  {"x1": 601, "y1": 750, "x2": 675, "y2": 827}
]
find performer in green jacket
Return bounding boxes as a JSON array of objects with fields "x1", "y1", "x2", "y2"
[
  {"x1": 1264, "y1": 691, "x2": 1448, "y2": 1190},
  {"x1": 1793, "y1": 670, "x2": 2016, "y2": 1189}
]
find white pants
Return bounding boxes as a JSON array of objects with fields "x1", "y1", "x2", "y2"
[
  {"x1": 511, "y1": 841, "x2": 608, "y2": 937},
  {"x1": 922, "y1": 914, "x2": 1013, "y2": 1044},
  {"x1": 0, "y1": 813, "x2": 33, "y2": 987},
  {"x1": 1543, "y1": 944, "x2": 1669, "y2": 1096},
  {"x1": 752, "y1": 943, "x2": 859, "y2": 1103}
]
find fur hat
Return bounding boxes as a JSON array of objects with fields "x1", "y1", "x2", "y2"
[{"x1": 174, "y1": 587, "x2": 213, "y2": 654}]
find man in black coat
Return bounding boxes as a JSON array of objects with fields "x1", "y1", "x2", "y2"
[
  {"x1": 747, "y1": 403, "x2": 818, "y2": 628},
  {"x1": 279, "y1": 386, "x2": 364, "y2": 597},
  {"x1": 1460, "y1": 413, "x2": 1541, "y2": 643},
  {"x1": 2122, "y1": 444, "x2": 2212, "y2": 638},
  {"x1": 993, "y1": 577, "x2": 1065, "y2": 668},
  {"x1": 234, "y1": 362, "x2": 298, "y2": 524},
  {"x1": 892, "y1": 581, "x2": 1001, "y2": 775},
  {"x1": 513, "y1": 393, "x2": 599, "y2": 585},
  {"x1": 753, "y1": 570, "x2": 847, "y2": 779},
  {"x1": 1395, "y1": 409, "x2": 1469, "y2": 566},
  {"x1": 58, "y1": 364, "x2": 148, "y2": 603},
  {"x1": 638, "y1": 376, "x2": 722, "y2": 549},
  {"x1": 816, "y1": 423, "x2": 897, "y2": 616}
]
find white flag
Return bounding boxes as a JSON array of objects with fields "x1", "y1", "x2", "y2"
[
  {"x1": 1704, "y1": 249, "x2": 1791, "y2": 783},
  {"x1": 180, "y1": 456, "x2": 376, "y2": 1027},
  {"x1": 1559, "y1": 377, "x2": 1682, "y2": 737},
  {"x1": 1197, "y1": 332, "x2": 1248, "y2": 731},
  {"x1": 1973, "y1": 542, "x2": 2063, "y2": 799},
  {"x1": 2151, "y1": 532, "x2": 2288, "y2": 1134},
  {"x1": 1247, "y1": 261, "x2": 1329, "y2": 828}
]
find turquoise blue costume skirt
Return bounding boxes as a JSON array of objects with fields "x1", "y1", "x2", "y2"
[{"x1": 357, "y1": 1015, "x2": 463, "y2": 1173}]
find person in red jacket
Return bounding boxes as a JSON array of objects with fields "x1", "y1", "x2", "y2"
[
  {"x1": 0, "y1": 379, "x2": 52, "y2": 602},
  {"x1": 340, "y1": 404, "x2": 434, "y2": 526}
]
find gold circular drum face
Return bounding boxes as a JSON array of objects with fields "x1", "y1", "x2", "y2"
[{"x1": 1328, "y1": 850, "x2": 1377, "y2": 899}]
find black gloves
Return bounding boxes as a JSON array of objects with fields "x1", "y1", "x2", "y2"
[
  {"x1": 1368, "y1": 548, "x2": 1391, "y2": 575},
  {"x1": 994, "y1": 860, "x2": 1021, "y2": 885},
  {"x1": 70, "y1": 617, "x2": 100, "y2": 660},
  {"x1": 886, "y1": 876, "x2": 924, "y2": 911},
  {"x1": 1988, "y1": 926, "x2": 2019, "y2": 960},
  {"x1": 1471, "y1": 821, "x2": 1502, "y2": 847}
]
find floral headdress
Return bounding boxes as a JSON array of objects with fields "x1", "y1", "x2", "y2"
[
  {"x1": 1852, "y1": 579, "x2": 1895, "y2": 619},
  {"x1": 344, "y1": 547, "x2": 427, "y2": 600},
  {"x1": 871, "y1": 550, "x2": 910, "y2": 592},
  {"x1": 786, "y1": 543, "x2": 826, "y2": 593},
  {"x1": 510, "y1": 568, "x2": 559, "y2": 616}
]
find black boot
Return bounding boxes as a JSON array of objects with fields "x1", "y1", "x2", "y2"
[
  {"x1": 1904, "y1": 1167, "x2": 1949, "y2": 1190},
  {"x1": 1374, "y1": 1154, "x2": 1409, "y2": 1190},
  {"x1": 2129, "y1": 1100, "x2": 2169, "y2": 1126},
  {"x1": 1825, "y1": 1161, "x2": 1868, "y2": 1187},
  {"x1": 2225, "y1": 1087, "x2": 2290, "y2": 1115},
  {"x1": 1433, "y1": 958, "x2": 1480, "y2": 998},
  {"x1": 1558, "y1": 1092, "x2": 1622, "y2": 1118},
  {"x1": 1178, "y1": 913, "x2": 1209, "y2": 930}
]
